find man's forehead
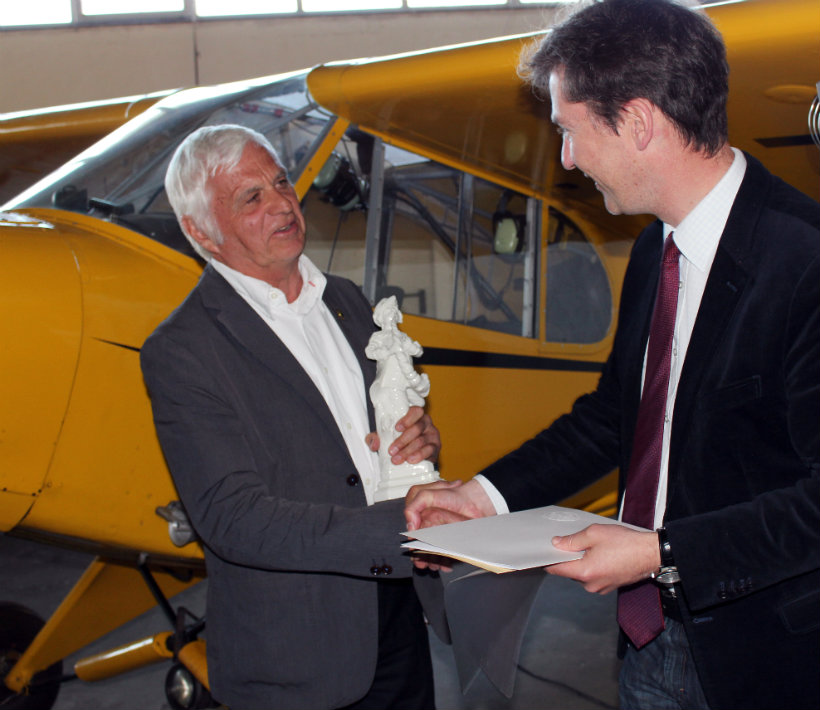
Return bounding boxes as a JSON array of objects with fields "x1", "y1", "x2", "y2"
[
  {"x1": 548, "y1": 70, "x2": 568, "y2": 122},
  {"x1": 210, "y1": 145, "x2": 284, "y2": 192},
  {"x1": 236, "y1": 142, "x2": 284, "y2": 172},
  {"x1": 548, "y1": 75, "x2": 595, "y2": 127}
]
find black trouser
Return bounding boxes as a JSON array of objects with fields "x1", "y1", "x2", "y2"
[{"x1": 343, "y1": 578, "x2": 435, "y2": 710}]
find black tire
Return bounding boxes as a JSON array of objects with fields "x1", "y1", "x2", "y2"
[{"x1": 0, "y1": 602, "x2": 63, "y2": 710}]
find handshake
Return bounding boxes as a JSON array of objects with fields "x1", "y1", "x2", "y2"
[
  {"x1": 404, "y1": 477, "x2": 497, "y2": 531},
  {"x1": 403, "y1": 477, "x2": 662, "y2": 593},
  {"x1": 402, "y1": 477, "x2": 497, "y2": 571}
]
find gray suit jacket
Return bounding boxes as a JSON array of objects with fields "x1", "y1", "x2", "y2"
[{"x1": 141, "y1": 267, "x2": 421, "y2": 709}]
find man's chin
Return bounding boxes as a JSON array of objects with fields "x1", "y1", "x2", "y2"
[{"x1": 601, "y1": 196, "x2": 622, "y2": 216}]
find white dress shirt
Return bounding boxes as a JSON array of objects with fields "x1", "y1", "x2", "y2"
[
  {"x1": 477, "y1": 148, "x2": 747, "y2": 525},
  {"x1": 212, "y1": 255, "x2": 382, "y2": 505}
]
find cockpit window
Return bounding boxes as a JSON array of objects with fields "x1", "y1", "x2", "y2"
[
  {"x1": 7, "y1": 72, "x2": 333, "y2": 260},
  {"x1": 303, "y1": 133, "x2": 538, "y2": 339},
  {"x1": 379, "y1": 159, "x2": 536, "y2": 337},
  {"x1": 545, "y1": 207, "x2": 612, "y2": 343}
]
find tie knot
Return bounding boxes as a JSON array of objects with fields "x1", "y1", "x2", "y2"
[{"x1": 663, "y1": 234, "x2": 679, "y2": 264}]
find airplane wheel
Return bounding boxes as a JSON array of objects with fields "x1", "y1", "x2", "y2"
[
  {"x1": 0, "y1": 603, "x2": 63, "y2": 710},
  {"x1": 165, "y1": 662, "x2": 216, "y2": 710}
]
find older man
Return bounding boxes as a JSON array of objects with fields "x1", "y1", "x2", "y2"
[
  {"x1": 141, "y1": 124, "x2": 439, "y2": 710},
  {"x1": 406, "y1": 1, "x2": 819, "y2": 708}
]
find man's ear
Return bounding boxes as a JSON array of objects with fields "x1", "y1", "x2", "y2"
[
  {"x1": 182, "y1": 216, "x2": 220, "y2": 256},
  {"x1": 621, "y1": 98, "x2": 655, "y2": 151}
]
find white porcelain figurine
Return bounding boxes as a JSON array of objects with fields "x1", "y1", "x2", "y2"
[{"x1": 366, "y1": 296, "x2": 440, "y2": 500}]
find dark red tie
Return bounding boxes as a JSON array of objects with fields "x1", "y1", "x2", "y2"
[{"x1": 617, "y1": 234, "x2": 680, "y2": 648}]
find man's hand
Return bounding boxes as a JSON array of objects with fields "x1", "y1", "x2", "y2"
[
  {"x1": 407, "y1": 507, "x2": 472, "y2": 572},
  {"x1": 546, "y1": 524, "x2": 660, "y2": 594},
  {"x1": 417, "y1": 506, "x2": 470, "y2": 528},
  {"x1": 365, "y1": 405, "x2": 441, "y2": 466},
  {"x1": 404, "y1": 478, "x2": 495, "y2": 532}
]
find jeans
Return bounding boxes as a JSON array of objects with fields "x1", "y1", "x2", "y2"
[{"x1": 619, "y1": 617, "x2": 710, "y2": 710}]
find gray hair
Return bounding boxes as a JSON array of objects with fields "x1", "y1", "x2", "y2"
[{"x1": 165, "y1": 124, "x2": 282, "y2": 260}]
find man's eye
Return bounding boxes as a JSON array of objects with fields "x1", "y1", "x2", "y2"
[{"x1": 247, "y1": 192, "x2": 260, "y2": 204}]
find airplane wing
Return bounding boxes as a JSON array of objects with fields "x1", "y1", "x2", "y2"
[
  {"x1": 309, "y1": 0, "x2": 819, "y2": 201},
  {"x1": 0, "y1": 91, "x2": 174, "y2": 205}
]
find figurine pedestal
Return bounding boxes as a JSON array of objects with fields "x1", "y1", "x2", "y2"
[{"x1": 373, "y1": 463, "x2": 440, "y2": 502}]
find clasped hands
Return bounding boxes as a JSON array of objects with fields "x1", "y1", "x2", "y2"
[{"x1": 402, "y1": 477, "x2": 660, "y2": 591}]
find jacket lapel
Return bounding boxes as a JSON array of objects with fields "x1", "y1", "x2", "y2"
[
  {"x1": 670, "y1": 247, "x2": 749, "y2": 465},
  {"x1": 668, "y1": 154, "x2": 766, "y2": 481},
  {"x1": 196, "y1": 265, "x2": 350, "y2": 456}
]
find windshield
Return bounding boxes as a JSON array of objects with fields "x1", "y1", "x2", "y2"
[{"x1": 5, "y1": 71, "x2": 334, "y2": 259}]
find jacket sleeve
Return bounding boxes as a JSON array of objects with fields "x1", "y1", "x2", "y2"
[
  {"x1": 477, "y1": 222, "x2": 664, "y2": 512},
  {"x1": 140, "y1": 311, "x2": 413, "y2": 580}
]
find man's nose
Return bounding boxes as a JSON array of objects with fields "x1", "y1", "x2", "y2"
[
  {"x1": 263, "y1": 188, "x2": 292, "y2": 213},
  {"x1": 560, "y1": 136, "x2": 575, "y2": 170}
]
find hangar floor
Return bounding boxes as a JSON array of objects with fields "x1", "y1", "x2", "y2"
[{"x1": 0, "y1": 534, "x2": 620, "y2": 709}]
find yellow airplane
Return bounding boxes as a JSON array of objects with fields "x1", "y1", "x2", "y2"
[{"x1": 1, "y1": 0, "x2": 817, "y2": 707}]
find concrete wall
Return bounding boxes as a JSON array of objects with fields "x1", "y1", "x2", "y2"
[{"x1": 0, "y1": 7, "x2": 557, "y2": 113}]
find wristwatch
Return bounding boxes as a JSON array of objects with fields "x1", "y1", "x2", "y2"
[{"x1": 651, "y1": 527, "x2": 680, "y2": 586}]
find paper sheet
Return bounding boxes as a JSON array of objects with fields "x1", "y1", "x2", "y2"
[{"x1": 403, "y1": 504, "x2": 644, "y2": 573}]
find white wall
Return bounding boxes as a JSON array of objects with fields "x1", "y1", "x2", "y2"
[{"x1": 0, "y1": 8, "x2": 557, "y2": 113}]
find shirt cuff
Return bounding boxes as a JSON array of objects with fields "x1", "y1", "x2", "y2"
[{"x1": 473, "y1": 474, "x2": 510, "y2": 515}]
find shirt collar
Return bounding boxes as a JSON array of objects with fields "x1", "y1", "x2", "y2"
[
  {"x1": 211, "y1": 254, "x2": 327, "y2": 318},
  {"x1": 664, "y1": 147, "x2": 746, "y2": 273}
]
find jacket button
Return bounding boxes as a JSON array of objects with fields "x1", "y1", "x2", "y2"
[
  {"x1": 381, "y1": 565, "x2": 393, "y2": 576},
  {"x1": 370, "y1": 565, "x2": 382, "y2": 576},
  {"x1": 346, "y1": 474, "x2": 359, "y2": 487}
]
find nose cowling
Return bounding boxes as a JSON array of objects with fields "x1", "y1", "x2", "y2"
[{"x1": 0, "y1": 212, "x2": 82, "y2": 530}]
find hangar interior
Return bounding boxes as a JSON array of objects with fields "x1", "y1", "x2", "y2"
[
  {"x1": 0, "y1": 4, "x2": 626, "y2": 709},
  {"x1": 1, "y1": 1, "x2": 816, "y2": 708},
  {"x1": 0, "y1": 5, "x2": 559, "y2": 114}
]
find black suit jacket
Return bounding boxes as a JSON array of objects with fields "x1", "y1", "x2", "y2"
[
  {"x1": 141, "y1": 269, "x2": 423, "y2": 709},
  {"x1": 481, "y1": 154, "x2": 820, "y2": 710}
]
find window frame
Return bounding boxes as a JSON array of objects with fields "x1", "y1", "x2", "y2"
[{"x1": 2, "y1": 0, "x2": 559, "y2": 30}]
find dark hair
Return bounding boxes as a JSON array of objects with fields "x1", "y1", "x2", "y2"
[{"x1": 521, "y1": 0, "x2": 728, "y2": 156}]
